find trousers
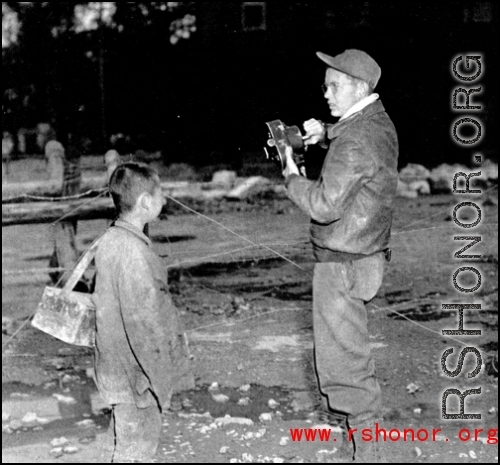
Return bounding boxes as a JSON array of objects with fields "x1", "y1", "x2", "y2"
[
  {"x1": 100, "y1": 403, "x2": 162, "y2": 463},
  {"x1": 313, "y1": 252, "x2": 385, "y2": 425}
]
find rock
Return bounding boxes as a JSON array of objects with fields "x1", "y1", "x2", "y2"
[
  {"x1": 469, "y1": 451, "x2": 478, "y2": 459},
  {"x1": 51, "y1": 437, "x2": 69, "y2": 447},
  {"x1": 52, "y1": 394, "x2": 77, "y2": 404},
  {"x1": 414, "y1": 408, "x2": 422, "y2": 415},
  {"x1": 212, "y1": 170, "x2": 237, "y2": 189},
  {"x1": 50, "y1": 447, "x2": 64, "y2": 458},
  {"x1": 63, "y1": 446, "x2": 79, "y2": 454},
  {"x1": 481, "y1": 159, "x2": 498, "y2": 181},
  {"x1": 414, "y1": 447, "x2": 422, "y2": 458},
  {"x1": 208, "y1": 382, "x2": 219, "y2": 392},
  {"x1": 212, "y1": 394, "x2": 230, "y2": 404},
  {"x1": 406, "y1": 383, "x2": 420, "y2": 394},
  {"x1": 2, "y1": 412, "x2": 11, "y2": 422},
  {"x1": 226, "y1": 176, "x2": 271, "y2": 200},
  {"x1": 9, "y1": 420, "x2": 23, "y2": 430},
  {"x1": 75, "y1": 419, "x2": 96, "y2": 428},
  {"x1": 21, "y1": 412, "x2": 39, "y2": 424},
  {"x1": 399, "y1": 164, "x2": 431, "y2": 184},
  {"x1": 409, "y1": 180, "x2": 431, "y2": 195},
  {"x1": 429, "y1": 164, "x2": 468, "y2": 194},
  {"x1": 311, "y1": 424, "x2": 344, "y2": 434},
  {"x1": 215, "y1": 415, "x2": 254, "y2": 427},
  {"x1": 279, "y1": 437, "x2": 289, "y2": 446},
  {"x1": 238, "y1": 397, "x2": 250, "y2": 406},
  {"x1": 2, "y1": 425, "x2": 14, "y2": 434},
  {"x1": 268, "y1": 399, "x2": 279, "y2": 409},
  {"x1": 239, "y1": 384, "x2": 251, "y2": 393},
  {"x1": 273, "y1": 458, "x2": 285, "y2": 464},
  {"x1": 397, "y1": 179, "x2": 418, "y2": 198},
  {"x1": 220, "y1": 446, "x2": 230, "y2": 454},
  {"x1": 259, "y1": 413, "x2": 273, "y2": 423},
  {"x1": 241, "y1": 453, "x2": 254, "y2": 463}
]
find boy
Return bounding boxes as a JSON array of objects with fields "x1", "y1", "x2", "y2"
[{"x1": 93, "y1": 162, "x2": 191, "y2": 463}]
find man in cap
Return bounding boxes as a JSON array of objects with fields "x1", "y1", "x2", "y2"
[{"x1": 283, "y1": 49, "x2": 399, "y2": 462}]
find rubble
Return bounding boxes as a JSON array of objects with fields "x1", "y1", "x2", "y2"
[
  {"x1": 51, "y1": 437, "x2": 69, "y2": 447},
  {"x1": 397, "y1": 179, "x2": 418, "y2": 199},
  {"x1": 212, "y1": 171, "x2": 237, "y2": 189},
  {"x1": 211, "y1": 393, "x2": 230, "y2": 403},
  {"x1": 226, "y1": 177, "x2": 272, "y2": 200},
  {"x1": 399, "y1": 164, "x2": 431, "y2": 184},
  {"x1": 268, "y1": 399, "x2": 279, "y2": 409},
  {"x1": 406, "y1": 383, "x2": 420, "y2": 394},
  {"x1": 214, "y1": 415, "x2": 254, "y2": 427},
  {"x1": 259, "y1": 413, "x2": 273, "y2": 423}
]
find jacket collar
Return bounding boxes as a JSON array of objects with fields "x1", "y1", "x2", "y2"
[
  {"x1": 114, "y1": 219, "x2": 152, "y2": 247},
  {"x1": 327, "y1": 99, "x2": 386, "y2": 140}
]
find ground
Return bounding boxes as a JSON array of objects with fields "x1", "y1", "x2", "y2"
[{"x1": 2, "y1": 159, "x2": 498, "y2": 463}]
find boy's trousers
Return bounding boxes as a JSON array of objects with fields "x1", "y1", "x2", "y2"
[
  {"x1": 313, "y1": 252, "x2": 385, "y2": 426},
  {"x1": 100, "y1": 403, "x2": 162, "y2": 463}
]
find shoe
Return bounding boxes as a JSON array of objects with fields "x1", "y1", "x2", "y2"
[
  {"x1": 316, "y1": 411, "x2": 355, "y2": 462},
  {"x1": 348, "y1": 419, "x2": 389, "y2": 463}
]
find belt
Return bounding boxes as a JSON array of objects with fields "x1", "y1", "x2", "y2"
[{"x1": 314, "y1": 247, "x2": 392, "y2": 263}]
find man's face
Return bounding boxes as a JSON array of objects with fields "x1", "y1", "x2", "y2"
[{"x1": 323, "y1": 68, "x2": 362, "y2": 117}]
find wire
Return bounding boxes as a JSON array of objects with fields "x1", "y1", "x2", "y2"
[
  {"x1": 165, "y1": 195, "x2": 307, "y2": 271},
  {"x1": 2, "y1": 188, "x2": 108, "y2": 204}
]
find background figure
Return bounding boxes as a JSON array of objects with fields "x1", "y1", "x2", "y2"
[
  {"x1": 2, "y1": 131, "x2": 14, "y2": 183},
  {"x1": 48, "y1": 127, "x2": 85, "y2": 290},
  {"x1": 104, "y1": 149, "x2": 121, "y2": 182}
]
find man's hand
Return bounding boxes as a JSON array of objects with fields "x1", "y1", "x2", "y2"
[
  {"x1": 282, "y1": 146, "x2": 300, "y2": 178},
  {"x1": 303, "y1": 119, "x2": 326, "y2": 146}
]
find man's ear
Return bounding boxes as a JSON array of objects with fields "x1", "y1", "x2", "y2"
[{"x1": 138, "y1": 192, "x2": 151, "y2": 210}]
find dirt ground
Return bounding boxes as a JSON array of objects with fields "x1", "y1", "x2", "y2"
[{"x1": 2, "y1": 162, "x2": 498, "y2": 463}]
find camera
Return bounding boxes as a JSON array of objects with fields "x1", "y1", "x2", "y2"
[{"x1": 264, "y1": 120, "x2": 307, "y2": 176}]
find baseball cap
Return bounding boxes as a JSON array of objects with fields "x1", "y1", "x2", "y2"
[{"x1": 316, "y1": 49, "x2": 381, "y2": 89}]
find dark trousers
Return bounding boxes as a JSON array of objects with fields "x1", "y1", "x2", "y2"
[
  {"x1": 313, "y1": 253, "x2": 385, "y2": 426},
  {"x1": 100, "y1": 403, "x2": 162, "y2": 463}
]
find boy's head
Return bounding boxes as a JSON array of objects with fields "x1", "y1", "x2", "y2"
[{"x1": 109, "y1": 162, "x2": 164, "y2": 221}]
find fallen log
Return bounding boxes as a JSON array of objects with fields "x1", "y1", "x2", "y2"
[
  {"x1": 2, "y1": 179, "x2": 288, "y2": 226},
  {"x1": 2, "y1": 197, "x2": 116, "y2": 226},
  {"x1": 2, "y1": 175, "x2": 107, "y2": 199}
]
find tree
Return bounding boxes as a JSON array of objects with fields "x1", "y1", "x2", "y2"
[{"x1": 2, "y1": 2, "x2": 196, "y2": 149}]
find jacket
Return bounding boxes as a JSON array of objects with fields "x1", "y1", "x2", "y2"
[
  {"x1": 286, "y1": 100, "x2": 399, "y2": 261},
  {"x1": 93, "y1": 220, "x2": 190, "y2": 410}
]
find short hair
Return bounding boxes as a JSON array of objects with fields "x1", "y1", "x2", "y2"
[
  {"x1": 346, "y1": 75, "x2": 374, "y2": 97},
  {"x1": 109, "y1": 162, "x2": 160, "y2": 214}
]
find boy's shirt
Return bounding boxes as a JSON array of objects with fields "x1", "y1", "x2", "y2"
[{"x1": 93, "y1": 220, "x2": 190, "y2": 410}]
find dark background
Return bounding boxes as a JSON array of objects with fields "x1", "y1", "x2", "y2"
[{"x1": 2, "y1": 2, "x2": 499, "y2": 169}]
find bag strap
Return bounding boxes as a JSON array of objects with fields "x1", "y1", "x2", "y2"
[{"x1": 62, "y1": 237, "x2": 103, "y2": 294}]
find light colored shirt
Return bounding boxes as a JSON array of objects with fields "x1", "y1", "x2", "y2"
[{"x1": 340, "y1": 93, "x2": 380, "y2": 121}]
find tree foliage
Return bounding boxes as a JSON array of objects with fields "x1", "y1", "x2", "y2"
[{"x1": 2, "y1": 2, "x2": 196, "y2": 143}]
